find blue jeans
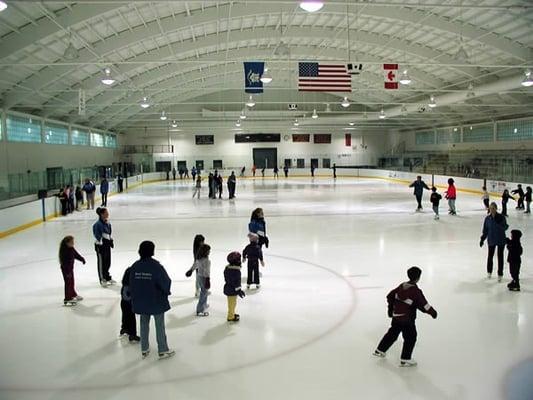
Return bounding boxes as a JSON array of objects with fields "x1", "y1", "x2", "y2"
[
  {"x1": 140, "y1": 313, "x2": 169, "y2": 353},
  {"x1": 196, "y1": 276, "x2": 209, "y2": 313}
]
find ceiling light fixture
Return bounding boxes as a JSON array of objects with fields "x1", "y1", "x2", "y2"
[
  {"x1": 521, "y1": 70, "x2": 533, "y2": 87},
  {"x1": 299, "y1": 1, "x2": 324, "y2": 13},
  {"x1": 428, "y1": 95, "x2": 437, "y2": 108},
  {"x1": 140, "y1": 96, "x2": 150, "y2": 109},
  {"x1": 379, "y1": 109, "x2": 386, "y2": 119},
  {"x1": 160, "y1": 111, "x2": 167, "y2": 121},
  {"x1": 235, "y1": 120, "x2": 241, "y2": 127},
  {"x1": 240, "y1": 110, "x2": 247, "y2": 120},
  {"x1": 341, "y1": 96, "x2": 350, "y2": 108},
  {"x1": 399, "y1": 70, "x2": 412, "y2": 85},
  {"x1": 171, "y1": 120, "x2": 178, "y2": 128},
  {"x1": 0, "y1": 1, "x2": 8, "y2": 12},
  {"x1": 293, "y1": 119, "x2": 299, "y2": 126},
  {"x1": 245, "y1": 95, "x2": 255, "y2": 108},
  {"x1": 101, "y1": 67, "x2": 115, "y2": 85},
  {"x1": 349, "y1": 122, "x2": 355, "y2": 126},
  {"x1": 312, "y1": 109, "x2": 318, "y2": 119},
  {"x1": 260, "y1": 67, "x2": 272, "y2": 84}
]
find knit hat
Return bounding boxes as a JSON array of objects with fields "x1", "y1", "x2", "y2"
[
  {"x1": 511, "y1": 229, "x2": 522, "y2": 240},
  {"x1": 227, "y1": 251, "x2": 242, "y2": 265},
  {"x1": 248, "y1": 232, "x2": 259, "y2": 242}
]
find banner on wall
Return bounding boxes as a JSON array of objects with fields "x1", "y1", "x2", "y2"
[
  {"x1": 383, "y1": 63, "x2": 398, "y2": 89},
  {"x1": 244, "y1": 62, "x2": 264, "y2": 93},
  {"x1": 345, "y1": 133, "x2": 351, "y2": 146}
]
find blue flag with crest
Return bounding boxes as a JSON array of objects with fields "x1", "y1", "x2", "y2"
[{"x1": 244, "y1": 62, "x2": 264, "y2": 93}]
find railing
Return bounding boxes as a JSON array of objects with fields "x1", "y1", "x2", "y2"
[{"x1": 121, "y1": 145, "x2": 174, "y2": 154}]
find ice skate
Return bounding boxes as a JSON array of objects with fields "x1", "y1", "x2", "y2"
[
  {"x1": 227, "y1": 314, "x2": 240, "y2": 322},
  {"x1": 196, "y1": 311, "x2": 209, "y2": 317},
  {"x1": 74, "y1": 295, "x2": 83, "y2": 301},
  {"x1": 372, "y1": 350, "x2": 386, "y2": 358},
  {"x1": 509, "y1": 286, "x2": 520, "y2": 292},
  {"x1": 400, "y1": 359, "x2": 417, "y2": 367},
  {"x1": 434, "y1": 215, "x2": 439, "y2": 220},
  {"x1": 129, "y1": 335, "x2": 140, "y2": 343},
  {"x1": 246, "y1": 284, "x2": 251, "y2": 290},
  {"x1": 142, "y1": 350, "x2": 150, "y2": 359},
  {"x1": 63, "y1": 300, "x2": 77, "y2": 307},
  {"x1": 256, "y1": 284, "x2": 261, "y2": 289},
  {"x1": 100, "y1": 280, "x2": 109, "y2": 287},
  {"x1": 158, "y1": 350, "x2": 176, "y2": 360},
  {"x1": 107, "y1": 279, "x2": 117, "y2": 285}
]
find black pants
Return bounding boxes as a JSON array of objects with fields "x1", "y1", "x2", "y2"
[
  {"x1": 228, "y1": 184, "x2": 235, "y2": 199},
  {"x1": 118, "y1": 181, "x2": 123, "y2": 192},
  {"x1": 415, "y1": 194, "x2": 423, "y2": 209},
  {"x1": 247, "y1": 263, "x2": 260, "y2": 285},
  {"x1": 483, "y1": 198, "x2": 489, "y2": 210},
  {"x1": 96, "y1": 244, "x2": 112, "y2": 282},
  {"x1": 60, "y1": 199, "x2": 68, "y2": 215},
  {"x1": 101, "y1": 193, "x2": 108, "y2": 206},
  {"x1": 121, "y1": 300, "x2": 137, "y2": 336},
  {"x1": 509, "y1": 263, "x2": 521, "y2": 286},
  {"x1": 284, "y1": 171, "x2": 288, "y2": 178},
  {"x1": 487, "y1": 245, "x2": 504, "y2": 276},
  {"x1": 517, "y1": 197, "x2": 524, "y2": 209},
  {"x1": 377, "y1": 319, "x2": 417, "y2": 360}
]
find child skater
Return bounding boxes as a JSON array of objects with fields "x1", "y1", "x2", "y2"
[
  {"x1": 501, "y1": 189, "x2": 515, "y2": 217},
  {"x1": 445, "y1": 178, "x2": 457, "y2": 215},
  {"x1": 429, "y1": 187, "x2": 442, "y2": 220},
  {"x1": 373, "y1": 266, "x2": 437, "y2": 367},
  {"x1": 243, "y1": 233, "x2": 265, "y2": 289},
  {"x1": 59, "y1": 236, "x2": 86, "y2": 306},
  {"x1": 249, "y1": 208, "x2": 269, "y2": 249},
  {"x1": 93, "y1": 207, "x2": 115, "y2": 287},
  {"x1": 224, "y1": 251, "x2": 246, "y2": 322},
  {"x1": 506, "y1": 230, "x2": 523, "y2": 292},
  {"x1": 482, "y1": 186, "x2": 490, "y2": 213},
  {"x1": 524, "y1": 186, "x2": 532, "y2": 214},
  {"x1": 188, "y1": 244, "x2": 211, "y2": 316},
  {"x1": 192, "y1": 175, "x2": 202, "y2": 199},
  {"x1": 186, "y1": 234, "x2": 205, "y2": 297},
  {"x1": 120, "y1": 265, "x2": 140, "y2": 342}
]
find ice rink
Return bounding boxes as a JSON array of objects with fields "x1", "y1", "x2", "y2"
[{"x1": 0, "y1": 176, "x2": 532, "y2": 400}]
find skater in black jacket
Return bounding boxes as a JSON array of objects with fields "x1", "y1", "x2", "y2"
[
  {"x1": 409, "y1": 176, "x2": 430, "y2": 211},
  {"x1": 243, "y1": 233, "x2": 265, "y2": 290},
  {"x1": 501, "y1": 189, "x2": 515, "y2": 217},
  {"x1": 373, "y1": 266, "x2": 437, "y2": 367},
  {"x1": 430, "y1": 187, "x2": 442, "y2": 220},
  {"x1": 506, "y1": 230, "x2": 523, "y2": 291},
  {"x1": 525, "y1": 186, "x2": 532, "y2": 214},
  {"x1": 512, "y1": 184, "x2": 525, "y2": 210},
  {"x1": 120, "y1": 267, "x2": 140, "y2": 342}
]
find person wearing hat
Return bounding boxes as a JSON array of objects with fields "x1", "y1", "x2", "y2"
[
  {"x1": 445, "y1": 178, "x2": 457, "y2": 215},
  {"x1": 506, "y1": 229, "x2": 523, "y2": 291},
  {"x1": 243, "y1": 233, "x2": 265, "y2": 290},
  {"x1": 129, "y1": 241, "x2": 175, "y2": 359},
  {"x1": 224, "y1": 251, "x2": 246, "y2": 322}
]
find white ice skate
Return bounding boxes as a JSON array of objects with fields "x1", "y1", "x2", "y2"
[
  {"x1": 256, "y1": 284, "x2": 261, "y2": 289},
  {"x1": 100, "y1": 280, "x2": 109, "y2": 287},
  {"x1": 400, "y1": 359, "x2": 417, "y2": 367},
  {"x1": 63, "y1": 300, "x2": 77, "y2": 307},
  {"x1": 158, "y1": 350, "x2": 176, "y2": 360},
  {"x1": 107, "y1": 279, "x2": 117, "y2": 285},
  {"x1": 372, "y1": 350, "x2": 386, "y2": 358},
  {"x1": 74, "y1": 296, "x2": 83, "y2": 301}
]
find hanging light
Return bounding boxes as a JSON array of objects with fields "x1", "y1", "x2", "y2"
[
  {"x1": 453, "y1": 127, "x2": 458, "y2": 132},
  {"x1": 349, "y1": 122, "x2": 355, "y2": 126},
  {"x1": 239, "y1": 109, "x2": 247, "y2": 120},
  {"x1": 428, "y1": 95, "x2": 437, "y2": 108},
  {"x1": 399, "y1": 70, "x2": 412, "y2": 85},
  {"x1": 101, "y1": 67, "x2": 115, "y2": 85},
  {"x1": 312, "y1": 109, "x2": 318, "y2": 119},
  {"x1": 140, "y1": 96, "x2": 150, "y2": 109},
  {"x1": 160, "y1": 111, "x2": 167, "y2": 121},
  {"x1": 299, "y1": 1, "x2": 324, "y2": 13},
  {"x1": 378, "y1": 109, "x2": 386, "y2": 119},
  {"x1": 245, "y1": 95, "x2": 255, "y2": 108},
  {"x1": 171, "y1": 120, "x2": 178, "y2": 128},
  {"x1": 521, "y1": 70, "x2": 533, "y2": 87},
  {"x1": 293, "y1": 119, "x2": 299, "y2": 126},
  {"x1": 341, "y1": 96, "x2": 350, "y2": 108},
  {"x1": 0, "y1": 1, "x2": 7, "y2": 12},
  {"x1": 260, "y1": 67, "x2": 272, "y2": 84},
  {"x1": 235, "y1": 120, "x2": 241, "y2": 127}
]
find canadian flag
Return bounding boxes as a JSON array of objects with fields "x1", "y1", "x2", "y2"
[{"x1": 384, "y1": 63, "x2": 398, "y2": 89}]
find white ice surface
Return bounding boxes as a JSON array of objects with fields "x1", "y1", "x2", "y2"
[{"x1": 0, "y1": 177, "x2": 532, "y2": 400}]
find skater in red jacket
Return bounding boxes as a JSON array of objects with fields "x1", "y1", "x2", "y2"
[
  {"x1": 373, "y1": 266, "x2": 437, "y2": 367},
  {"x1": 445, "y1": 178, "x2": 457, "y2": 215}
]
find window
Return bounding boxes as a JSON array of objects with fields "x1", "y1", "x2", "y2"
[
  {"x1": 463, "y1": 124, "x2": 493, "y2": 143},
  {"x1": 6, "y1": 114, "x2": 41, "y2": 143},
  {"x1": 415, "y1": 131, "x2": 435, "y2": 145},
  {"x1": 71, "y1": 129, "x2": 89, "y2": 145},
  {"x1": 497, "y1": 119, "x2": 533, "y2": 141},
  {"x1": 436, "y1": 128, "x2": 461, "y2": 144},
  {"x1": 105, "y1": 134, "x2": 117, "y2": 148},
  {"x1": 44, "y1": 122, "x2": 69, "y2": 145},
  {"x1": 90, "y1": 132, "x2": 104, "y2": 147}
]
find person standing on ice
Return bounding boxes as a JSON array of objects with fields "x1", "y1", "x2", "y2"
[
  {"x1": 249, "y1": 208, "x2": 269, "y2": 249},
  {"x1": 373, "y1": 266, "x2": 437, "y2": 367},
  {"x1": 511, "y1": 184, "x2": 525, "y2": 210},
  {"x1": 227, "y1": 171, "x2": 237, "y2": 199},
  {"x1": 480, "y1": 202, "x2": 508, "y2": 281},
  {"x1": 93, "y1": 207, "x2": 115, "y2": 287},
  {"x1": 445, "y1": 178, "x2": 457, "y2": 215},
  {"x1": 408, "y1": 176, "x2": 430, "y2": 211}
]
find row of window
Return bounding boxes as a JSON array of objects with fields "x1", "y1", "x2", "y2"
[
  {"x1": 0, "y1": 114, "x2": 117, "y2": 148},
  {"x1": 415, "y1": 119, "x2": 533, "y2": 145}
]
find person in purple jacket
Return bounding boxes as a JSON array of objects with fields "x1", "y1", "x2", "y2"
[{"x1": 59, "y1": 235, "x2": 86, "y2": 306}]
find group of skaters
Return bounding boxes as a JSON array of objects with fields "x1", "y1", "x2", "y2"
[
  {"x1": 57, "y1": 177, "x2": 110, "y2": 215},
  {"x1": 58, "y1": 202, "x2": 269, "y2": 360}
]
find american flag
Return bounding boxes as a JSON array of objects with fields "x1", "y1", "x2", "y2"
[{"x1": 298, "y1": 62, "x2": 352, "y2": 92}]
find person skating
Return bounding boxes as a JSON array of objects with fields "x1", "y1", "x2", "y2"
[
  {"x1": 172, "y1": 168, "x2": 177, "y2": 180},
  {"x1": 120, "y1": 266, "x2": 140, "y2": 343},
  {"x1": 408, "y1": 176, "x2": 430, "y2": 211},
  {"x1": 480, "y1": 202, "x2": 508, "y2": 281},
  {"x1": 100, "y1": 177, "x2": 109, "y2": 207},
  {"x1": 430, "y1": 187, "x2": 442, "y2": 220},
  {"x1": 191, "y1": 166, "x2": 197, "y2": 181},
  {"x1": 524, "y1": 186, "x2": 532, "y2": 214},
  {"x1": 273, "y1": 166, "x2": 279, "y2": 178},
  {"x1": 67, "y1": 185, "x2": 75, "y2": 214},
  {"x1": 373, "y1": 266, "x2": 437, "y2": 367},
  {"x1": 75, "y1": 186, "x2": 83, "y2": 211},
  {"x1": 59, "y1": 235, "x2": 86, "y2": 306},
  {"x1": 240, "y1": 166, "x2": 246, "y2": 177},
  {"x1": 216, "y1": 174, "x2": 223, "y2": 199},
  {"x1": 501, "y1": 189, "x2": 515, "y2": 217},
  {"x1": 249, "y1": 208, "x2": 269, "y2": 249},
  {"x1": 192, "y1": 175, "x2": 202, "y2": 199},
  {"x1": 82, "y1": 178, "x2": 96, "y2": 210},
  {"x1": 332, "y1": 163, "x2": 337, "y2": 179},
  {"x1": 93, "y1": 207, "x2": 115, "y2": 287},
  {"x1": 243, "y1": 233, "x2": 264, "y2": 290},
  {"x1": 184, "y1": 167, "x2": 189, "y2": 179},
  {"x1": 208, "y1": 173, "x2": 214, "y2": 199},
  {"x1": 117, "y1": 173, "x2": 124, "y2": 193},
  {"x1": 186, "y1": 234, "x2": 205, "y2": 297},
  {"x1": 311, "y1": 164, "x2": 316, "y2": 177},
  {"x1": 224, "y1": 251, "x2": 246, "y2": 322},
  {"x1": 511, "y1": 184, "x2": 525, "y2": 210},
  {"x1": 261, "y1": 167, "x2": 265, "y2": 178},
  {"x1": 283, "y1": 165, "x2": 289, "y2": 178},
  {"x1": 445, "y1": 178, "x2": 457, "y2": 215},
  {"x1": 252, "y1": 165, "x2": 257, "y2": 177},
  {"x1": 187, "y1": 244, "x2": 211, "y2": 316},
  {"x1": 130, "y1": 241, "x2": 175, "y2": 360},
  {"x1": 227, "y1": 171, "x2": 237, "y2": 199},
  {"x1": 482, "y1": 186, "x2": 490, "y2": 213},
  {"x1": 58, "y1": 187, "x2": 68, "y2": 216},
  {"x1": 506, "y1": 230, "x2": 523, "y2": 292}
]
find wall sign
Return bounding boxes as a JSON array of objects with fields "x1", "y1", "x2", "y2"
[
  {"x1": 292, "y1": 134, "x2": 310, "y2": 142},
  {"x1": 313, "y1": 134, "x2": 331, "y2": 144},
  {"x1": 195, "y1": 135, "x2": 214, "y2": 145}
]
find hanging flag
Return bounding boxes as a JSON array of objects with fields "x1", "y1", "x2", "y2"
[
  {"x1": 244, "y1": 62, "x2": 264, "y2": 93},
  {"x1": 298, "y1": 62, "x2": 352, "y2": 92},
  {"x1": 384, "y1": 63, "x2": 398, "y2": 89},
  {"x1": 78, "y1": 88, "x2": 86, "y2": 116},
  {"x1": 346, "y1": 63, "x2": 363, "y2": 75},
  {"x1": 345, "y1": 133, "x2": 352, "y2": 147}
]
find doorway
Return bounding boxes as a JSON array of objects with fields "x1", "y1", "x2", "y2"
[
  {"x1": 311, "y1": 158, "x2": 319, "y2": 168},
  {"x1": 155, "y1": 161, "x2": 171, "y2": 172},
  {"x1": 177, "y1": 161, "x2": 187, "y2": 170},
  {"x1": 253, "y1": 148, "x2": 278, "y2": 169},
  {"x1": 195, "y1": 160, "x2": 204, "y2": 171}
]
